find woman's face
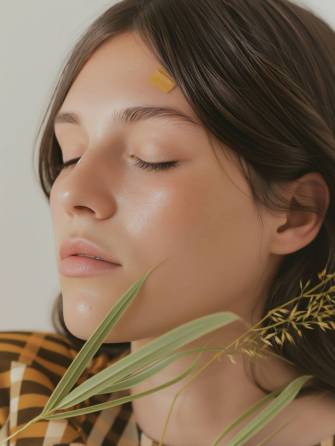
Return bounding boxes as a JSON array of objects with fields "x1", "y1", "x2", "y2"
[{"x1": 50, "y1": 31, "x2": 277, "y2": 342}]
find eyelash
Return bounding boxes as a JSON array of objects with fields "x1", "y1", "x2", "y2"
[{"x1": 58, "y1": 157, "x2": 178, "y2": 172}]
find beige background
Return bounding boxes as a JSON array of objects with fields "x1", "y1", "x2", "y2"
[{"x1": 0, "y1": 0, "x2": 334, "y2": 332}]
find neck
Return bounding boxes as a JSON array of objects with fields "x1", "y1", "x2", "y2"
[{"x1": 129, "y1": 321, "x2": 301, "y2": 446}]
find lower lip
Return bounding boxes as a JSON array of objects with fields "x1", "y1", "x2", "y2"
[{"x1": 59, "y1": 256, "x2": 121, "y2": 277}]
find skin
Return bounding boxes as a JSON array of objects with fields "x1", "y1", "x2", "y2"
[{"x1": 50, "y1": 31, "x2": 334, "y2": 445}]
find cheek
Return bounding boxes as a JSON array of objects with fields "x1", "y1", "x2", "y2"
[
  {"x1": 121, "y1": 175, "x2": 204, "y2": 263},
  {"x1": 49, "y1": 177, "x2": 63, "y2": 215},
  {"x1": 126, "y1": 170, "x2": 258, "y2": 263},
  {"x1": 125, "y1": 169, "x2": 262, "y2": 298},
  {"x1": 49, "y1": 182, "x2": 63, "y2": 240}
]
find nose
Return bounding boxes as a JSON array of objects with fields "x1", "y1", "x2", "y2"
[{"x1": 57, "y1": 150, "x2": 118, "y2": 220}]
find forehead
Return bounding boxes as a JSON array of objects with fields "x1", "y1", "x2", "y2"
[{"x1": 58, "y1": 31, "x2": 200, "y2": 128}]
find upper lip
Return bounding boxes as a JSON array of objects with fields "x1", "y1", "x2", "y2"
[{"x1": 60, "y1": 237, "x2": 121, "y2": 265}]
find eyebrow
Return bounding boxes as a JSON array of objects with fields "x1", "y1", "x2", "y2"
[{"x1": 53, "y1": 105, "x2": 200, "y2": 129}]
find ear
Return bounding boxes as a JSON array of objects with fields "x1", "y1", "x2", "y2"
[{"x1": 270, "y1": 172, "x2": 330, "y2": 255}]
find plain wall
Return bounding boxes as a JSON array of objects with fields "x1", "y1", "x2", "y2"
[{"x1": 0, "y1": 0, "x2": 334, "y2": 332}]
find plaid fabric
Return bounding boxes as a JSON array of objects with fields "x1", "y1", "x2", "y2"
[
  {"x1": 0, "y1": 331, "x2": 332, "y2": 446},
  {"x1": 0, "y1": 331, "x2": 163, "y2": 446}
]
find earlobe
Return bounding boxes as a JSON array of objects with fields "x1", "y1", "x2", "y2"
[{"x1": 270, "y1": 172, "x2": 330, "y2": 255}]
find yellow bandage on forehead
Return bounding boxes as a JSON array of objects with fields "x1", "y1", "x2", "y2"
[{"x1": 149, "y1": 66, "x2": 176, "y2": 93}]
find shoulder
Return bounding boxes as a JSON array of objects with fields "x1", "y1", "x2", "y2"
[
  {"x1": 0, "y1": 329, "x2": 129, "y2": 367},
  {"x1": 0, "y1": 330, "x2": 78, "y2": 365},
  {"x1": 0, "y1": 329, "x2": 131, "y2": 390},
  {"x1": 0, "y1": 330, "x2": 85, "y2": 444},
  {"x1": 0, "y1": 330, "x2": 134, "y2": 445}
]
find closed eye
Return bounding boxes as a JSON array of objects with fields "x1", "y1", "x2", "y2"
[
  {"x1": 57, "y1": 157, "x2": 179, "y2": 172},
  {"x1": 133, "y1": 157, "x2": 178, "y2": 171}
]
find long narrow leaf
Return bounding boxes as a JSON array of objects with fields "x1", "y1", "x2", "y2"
[
  {"x1": 254, "y1": 419, "x2": 292, "y2": 446},
  {"x1": 43, "y1": 261, "x2": 162, "y2": 414},
  {"x1": 210, "y1": 387, "x2": 282, "y2": 445},
  {"x1": 53, "y1": 311, "x2": 240, "y2": 410},
  {"x1": 43, "y1": 346, "x2": 205, "y2": 420},
  {"x1": 223, "y1": 374, "x2": 313, "y2": 446},
  {"x1": 0, "y1": 346, "x2": 204, "y2": 444},
  {"x1": 97, "y1": 346, "x2": 223, "y2": 393}
]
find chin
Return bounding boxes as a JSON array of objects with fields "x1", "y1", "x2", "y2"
[{"x1": 62, "y1": 315, "x2": 142, "y2": 344}]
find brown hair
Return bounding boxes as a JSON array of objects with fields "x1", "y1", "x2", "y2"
[{"x1": 35, "y1": 0, "x2": 335, "y2": 398}]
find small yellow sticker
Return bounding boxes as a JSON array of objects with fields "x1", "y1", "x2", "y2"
[{"x1": 149, "y1": 66, "x2": 176, "y2": 93}]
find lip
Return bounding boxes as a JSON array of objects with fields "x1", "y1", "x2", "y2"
[
  {"x1": 59, "y1": 255, "x2": 120, "y2": 277},
  {"x1": 59, "y1": 237, "x2": 121, "y2": 265}
]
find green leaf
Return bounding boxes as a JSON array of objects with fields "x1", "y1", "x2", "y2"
[
  {"x1": 210, "y1": 388, "x2": 281, "y2": 445},
  {"x1": 42, "y1": 261, "x2": 162, "y2": 414},
  {"x1": 254, "y1": 419, "x2": 292, "y2": 446},
  {"x1": 53, "y1": 310, "x2": 240, "y2": 410},
  {"x1": 44, "y1": 346, "x2": 206, "y2": 420},
  {"x1": 96, "y1": 346, "x2": 222, "y2": 393},
  {"x1": 217, "y1": 374, "x2": 313, "y2": 446}
]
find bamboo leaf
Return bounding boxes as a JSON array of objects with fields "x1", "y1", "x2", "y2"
[
  {"x1": 53, "y1": 310, "x2": 240, "y2": 410},
  {"x1": 210, "y1": 389, "x2": 281, "y2": 445},
  {"x1": 254, "y1": 419, "x2": 292, "y2": 446},
  {"x1": 221, "y1": 375, "x2": 313, "y2": 446},
  {"x1": 42, "y1": 261, "x2": 161, "y2": 414},
  {"x1": 44, "y1": 347, "x2": 205, "y2": 420},
  {"x1": 97, "y1": 346, "x2": 219, "y2": 393}
]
